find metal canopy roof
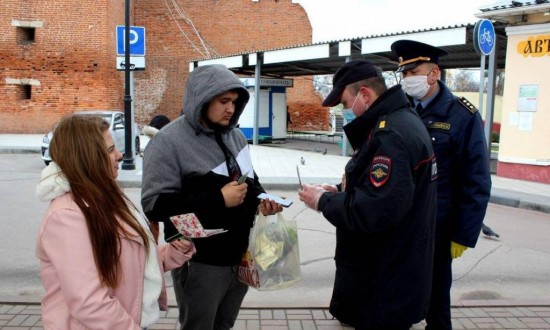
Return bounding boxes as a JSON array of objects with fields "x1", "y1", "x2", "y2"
[
  {"x1": 191, "y1": 23, "x2": 508, "y2": 78},
  {"x1": 477, "y1": 0, "x2": 550, "y2": 22}
]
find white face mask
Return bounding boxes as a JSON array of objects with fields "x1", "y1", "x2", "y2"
[{"x1": 401, "y1": 75, "x2": 430, "y2": 100}]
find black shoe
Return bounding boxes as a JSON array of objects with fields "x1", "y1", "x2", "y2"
[
  {"x1": 332, "y1": 317, "x2": 354, "y2": 328},
  {"x1": 339, "y1": 321, "x2": 354, "y2": 328}
]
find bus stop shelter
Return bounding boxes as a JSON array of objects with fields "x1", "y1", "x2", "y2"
[{"x1": 190, "y1": 23, "x2": 508, "y2": 145}]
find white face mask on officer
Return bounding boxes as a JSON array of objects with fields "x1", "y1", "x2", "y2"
[{"x1": 401, "y1": 75, "x2": 430, "y2": 100}]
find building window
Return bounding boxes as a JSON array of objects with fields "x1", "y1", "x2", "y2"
[
  {"x1": 20, "y1": 85, "x2": 32, "y2": 100},
  {"x1": 5, "y1": 78, "x2": 39, "y2": 100},
  {"x1": 12, "y1": 20, "x2": 43, "y2": 45},
  {"x1": 17, "y1": 27, "x2": 35, "y2": 45}
]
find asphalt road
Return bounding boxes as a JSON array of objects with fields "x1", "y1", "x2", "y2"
[{"x1": 2, "y1": 154, "x2": 550, "y2": 307}]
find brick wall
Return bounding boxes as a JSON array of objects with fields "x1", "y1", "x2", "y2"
[
  {"x1": 133, "y1": 0, "x2": 327, "y2": 130},
  {"x1": 287, "y1": 77, "x2": 328, "y2": 131},
  {"x1": 0, "y1": 0, "x2": 126, "y2": 133},
  {"x1": 1, "y1": 0, "x2": 328, "y2": 133}
]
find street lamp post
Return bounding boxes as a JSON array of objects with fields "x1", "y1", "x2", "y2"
[{"x1": 121, "y1": 0, "x2": 135, "y2": 170}]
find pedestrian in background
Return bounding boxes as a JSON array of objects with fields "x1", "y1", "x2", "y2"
[
  {"x1": 142, "y1": 114, "x2": 171, "y2": 139},
  {"x1": 141, "y1": 114, "x2": 172, "y2": 242},
  {"x1": 141, "y1": 64, "x2": 283, "y2": 330},
  {"x1": 391, "y1": 39, "x2": 492, "y2": 330},
  {"x1": 36, "y1": 114, "x2": 195, "y2": 329},
  {"x1": 299, "y1": 59, "x2": 437, "y2": 330}
]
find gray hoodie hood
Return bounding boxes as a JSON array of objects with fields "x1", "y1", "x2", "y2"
[
  {"x1": 141, "y1": 65, "x2": 254, "y2": 216},
  {"x1": 183, "y1": 64, "x2": 250, "y2": 133}
]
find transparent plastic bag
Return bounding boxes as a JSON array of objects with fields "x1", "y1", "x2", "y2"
[{"x1": 238, "y1": 212, "x2": 302, "y2": 291}]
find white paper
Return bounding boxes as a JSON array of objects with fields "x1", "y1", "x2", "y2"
[
  {"x1": 518, "y1": 112, "x2": 533, "y2": 131},
  {"x1": 517, "y1": 84, "x2": 538, "y2": 112},
  {"x1": 508, "y1": 112, "x2": 519, "y2": 126},
  {"x1": 257, "y1": 193, "x2": 293, "y2": 207}
]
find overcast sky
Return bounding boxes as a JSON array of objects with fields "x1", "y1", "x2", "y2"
[{"x1": 295, "y1": 0, "x2": 495, "y2": 42}]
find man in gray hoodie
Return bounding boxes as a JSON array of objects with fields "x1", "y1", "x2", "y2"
[{"x1": 141, "y1": 64, "x2": 282, "y2": 329}]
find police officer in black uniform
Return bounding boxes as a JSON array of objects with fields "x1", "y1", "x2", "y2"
[
  {"x1": 299, "y1": 59, "x2": 437, "y2": 330},
  {"x1": 391, "y1": 40, "x2": 492, "y2": 330}
]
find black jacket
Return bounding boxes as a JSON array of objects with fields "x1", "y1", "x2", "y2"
[{"x1": 317, "y1": 85, "x2": 437, "y2": 328}]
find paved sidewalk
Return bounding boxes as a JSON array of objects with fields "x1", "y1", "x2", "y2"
[{"x1": 2, "y1": 303, "x2": 550, "y2": 329}]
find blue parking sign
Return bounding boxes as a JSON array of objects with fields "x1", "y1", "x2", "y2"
[{"x1": 116, "y1": 26, "x2": 146, "y2": 56}]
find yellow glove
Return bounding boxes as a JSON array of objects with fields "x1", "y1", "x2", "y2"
[{"x1": 450, "y1": 241, "x2": 468, "y2": 259}]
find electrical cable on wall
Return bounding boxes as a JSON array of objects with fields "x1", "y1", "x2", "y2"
[{"x1": 163, "y1": 0, "x2": 219, "y2": 58}]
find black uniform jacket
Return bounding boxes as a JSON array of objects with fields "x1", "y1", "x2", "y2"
[{"x1": 317, "y1": 85, "x2": 437, "y2": 328}]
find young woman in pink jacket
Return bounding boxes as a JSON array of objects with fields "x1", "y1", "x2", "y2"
[{"x1": 36, "y1": 114, "x2": 195, "y2": 329}]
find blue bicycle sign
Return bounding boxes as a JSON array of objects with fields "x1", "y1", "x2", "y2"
[
  {"x1": 480, "y1": 28, "x2": 494, "y2": 47},
  {"x1": 474, "y1": 19, "x2": 495, "y2": 56}
]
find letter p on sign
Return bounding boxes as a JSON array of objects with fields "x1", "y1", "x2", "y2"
[{"x1": 116, "y1": 26, "x2": 146, "y2": 56}]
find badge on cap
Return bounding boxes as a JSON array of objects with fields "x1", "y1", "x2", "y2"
[
  {"x1": 370, "y1": 155, "x2": 391, "y2": 187},
  {"x1": 391, "y1": 40, "x2": 448, "y2": 73}
]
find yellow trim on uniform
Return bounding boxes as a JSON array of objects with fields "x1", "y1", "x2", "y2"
[{"x1": 399, "y1": 56, "x2": 431, "y2": 67}]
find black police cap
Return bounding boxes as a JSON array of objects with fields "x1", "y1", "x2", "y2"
[
  {"x1": 390, "y1": 40, "x2": 448, "y2": 73},
  {"x1": 322, "y1": 59, "x2": 382, "y2": 107}
]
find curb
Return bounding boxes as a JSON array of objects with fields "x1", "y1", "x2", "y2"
[
  {"x1": 489, "y1": 194, "x2": 519, "y2": 208},
  {"x1": 0, "y1": 147, "x2": 40, "y2": 154},
  {"x1": 490, "y1": 189, "x2": 550, "y2": 214},
  {"x1": 2, "y1": 295, "x2": 550, "y2": 308}
]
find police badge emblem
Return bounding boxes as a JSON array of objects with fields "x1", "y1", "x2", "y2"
[{"x1": 370, "y1": 155, "x2": 391, "y2": 187}]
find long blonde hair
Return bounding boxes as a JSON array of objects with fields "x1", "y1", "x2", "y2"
[{"x1": 49, "y1": 114, "x2": 150, "y2": 288}]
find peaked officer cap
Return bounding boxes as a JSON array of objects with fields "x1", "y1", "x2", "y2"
[
  {"x1": 390, "y1": 40, "x2": 448, "y2": 73},
  {"x1": 322, "y1": 59, "x2": 382, "y2": 107}
]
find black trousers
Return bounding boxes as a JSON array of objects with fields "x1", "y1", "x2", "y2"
[{"x1": 425, "y1": 238, "x2": 453, "y2": 330}]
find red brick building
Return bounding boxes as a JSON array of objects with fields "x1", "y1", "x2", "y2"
[{"x1": 0, "y1": 0, "x2": 327, "y2": 134}]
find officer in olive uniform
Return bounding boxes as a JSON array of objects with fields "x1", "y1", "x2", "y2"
[
  {"x1": 391, "y1": 40, "x2": 492, "y2": 330},
  {"x1": 299, "y1": 59, "x2": 437, "y2": 330}
]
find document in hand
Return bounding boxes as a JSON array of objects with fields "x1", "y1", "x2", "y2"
[
  {"x1": 169, "y1": 213, "x2": 227, "y2": 239},
  {"x1": 257, "y1": 193, "x2": 293, "y2": 207}
]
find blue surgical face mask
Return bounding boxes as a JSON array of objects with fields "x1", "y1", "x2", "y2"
[{"x1": 342, "y1": 93, "x2": 360, "y2": 122}]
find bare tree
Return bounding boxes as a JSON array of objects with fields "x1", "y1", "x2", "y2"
[
  {"x1": 495, "y1": 69, "x2": 505, "y2": 96},
  {"x1": 446, "y1": 69, "x2": 479, "y2": 92},
  {"x1": 313, "y1": 75, "x2": 332, "y2": 98},
  {"x1": 383, "y1": 71, "x2": 400, "y2": 87}
]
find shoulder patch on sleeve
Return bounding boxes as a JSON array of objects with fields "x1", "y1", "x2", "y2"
[
  {"x1": 458, "y1": 97, "x2": 478, "y2": 114},
  {"x1": 370, "y1": 155, "x2": 391, "y2": 187}
]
